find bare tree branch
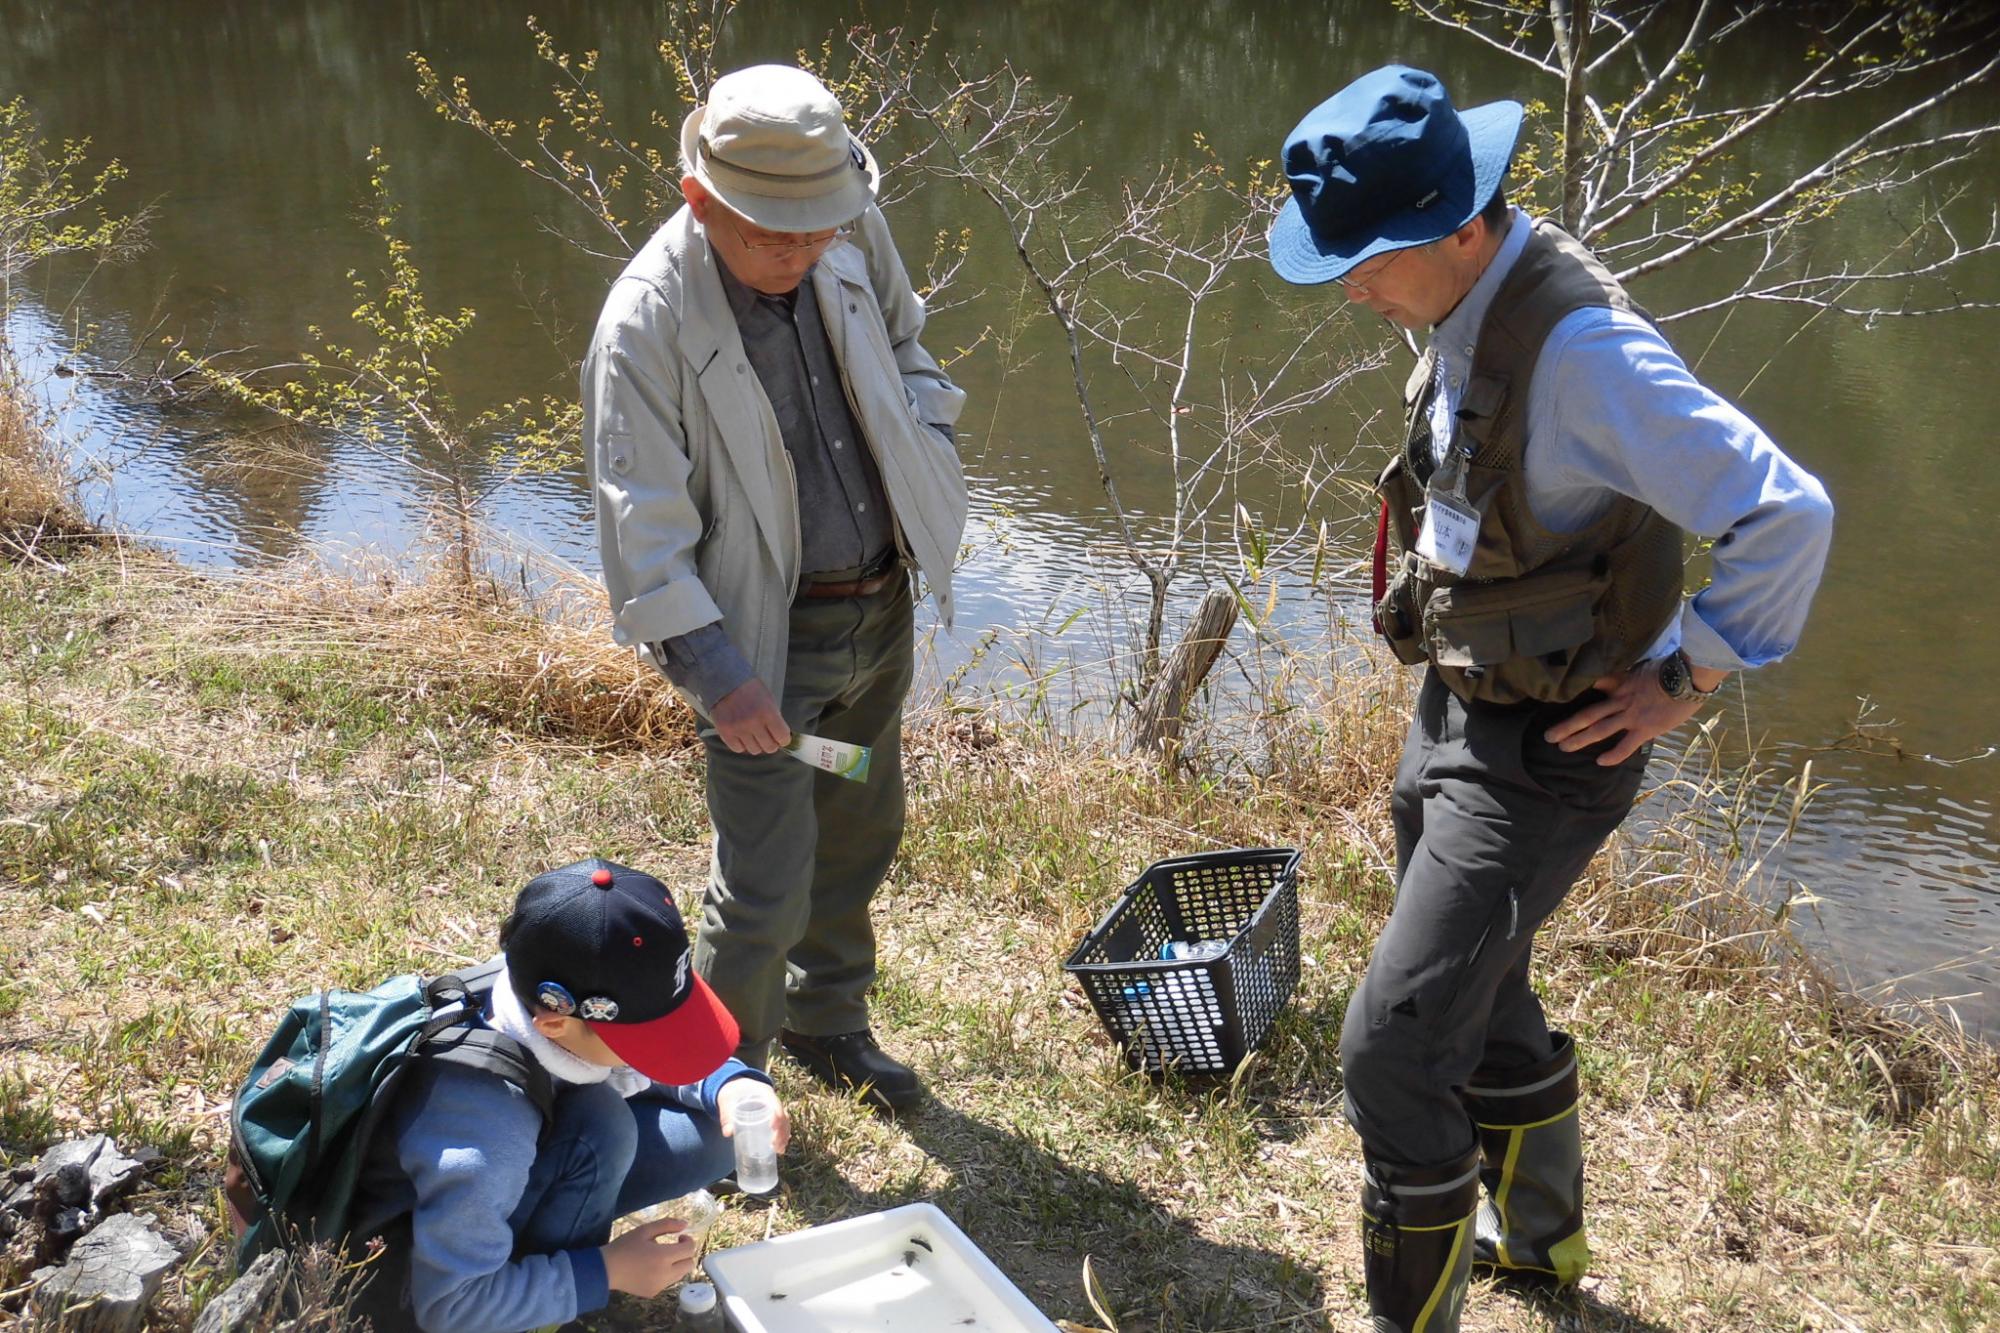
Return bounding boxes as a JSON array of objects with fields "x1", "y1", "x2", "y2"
[
  {"x1": 1658, "y1": 204, "x2": 2000, "y2": 322},
  {"x1": 1617, "y1": 47, "x2": 2000, "y2": 285},
  {"x1": 1412, "y1": 1, "x2": 2000, "y2": 325},
  {"x1": 1400, "y1": 0, "x2": 1564, "y2": 75}
]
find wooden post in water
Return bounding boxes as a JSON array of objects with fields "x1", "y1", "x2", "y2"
[{"x1": 1131, "y1": 586, "x2": 1238, "y2": 759}]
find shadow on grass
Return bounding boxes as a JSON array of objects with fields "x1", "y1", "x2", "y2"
[
  {"x1": 1480, "y1": 1269, "x2": 1683, "y2": 1333},
  {"x1": 775, "y1": 1093, "x2": 1332, "y2": 1332}
]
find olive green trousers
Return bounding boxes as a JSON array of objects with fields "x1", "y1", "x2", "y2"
[{"x1": 690, "y1": 580, "x2": 912, "y2": 1064}]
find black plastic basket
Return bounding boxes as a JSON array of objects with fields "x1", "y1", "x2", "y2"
[{"x1": 1063, "y1": 847, "x2": 1301, "y2": 1074}]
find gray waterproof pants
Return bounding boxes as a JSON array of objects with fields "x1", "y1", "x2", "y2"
[
  {"x1": 1340, "y1": 670, "x2": 1647, "y2": 1170},
  {"x1": 692, "y1": 579, "x2": 914, "y2": 1063}
]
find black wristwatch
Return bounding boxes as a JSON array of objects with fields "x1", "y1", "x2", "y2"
[{"x1": 1655, "y1": 648, "x2": 1719, "y2": 702}]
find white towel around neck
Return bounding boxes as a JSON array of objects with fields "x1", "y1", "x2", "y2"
[{"x1": 489, "y1": 962, "x2": 654, "y2": 1097}]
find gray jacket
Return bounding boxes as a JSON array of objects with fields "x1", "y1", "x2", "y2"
[{"x1": 583, "y1": 203, "x2": 967, "y2": 713}]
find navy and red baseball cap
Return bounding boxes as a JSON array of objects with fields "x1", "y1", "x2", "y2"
[{"x1": 503, "y1": 858, "x2": 739, "y2": 1085}]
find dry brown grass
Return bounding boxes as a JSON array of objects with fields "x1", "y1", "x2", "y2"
[
  {"x1": 1550, "y1": 744, "x2": 1990, "y2": 1125},
  {"x1": 0, "y1": 493, "x2": 1991, "y2": 1328},
  {"x1": 172, "y1": 549, "x2": 699, "y2": 754},
  {"x1": 0, "y1": 357, "x2": 98, "y2": 558},
  {"x1": 878, "y1": 704, "x2": 2000, "y2": 1330}
]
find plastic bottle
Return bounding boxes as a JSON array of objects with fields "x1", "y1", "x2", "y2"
[
  {"x1": 610, "y1": 1188, "x2": 720, "y2": 1249},
  {"x1": 678, "y1": 1280, "x2": 724, "y2": 1331},
  {"x1": 1162, "y1": 939, "x2": 1228, "y2": 961},
  {"x1": 676, "y1": 1188, "x2": 722, "y2": 1250},
  {"x1": 728, "y1": 1088, "x2": 780, "y2": 1194}
]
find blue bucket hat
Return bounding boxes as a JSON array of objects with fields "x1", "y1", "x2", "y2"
[{"x1": 1268, "y1": 66, "x2": 1522, "y2": 286}]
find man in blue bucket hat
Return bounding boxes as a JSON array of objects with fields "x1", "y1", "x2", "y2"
[{"x1": 1270, "y1": 67, "x2": 1831, "y2": 1331}]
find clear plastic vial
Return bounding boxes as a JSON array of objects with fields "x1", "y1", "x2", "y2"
[
  {"x1": 677, "y1": 1280, "x2": 723, "y2": 1330},
  {"x1": 728, "y1": 1088, "x2": 780, "y2": 1194}
]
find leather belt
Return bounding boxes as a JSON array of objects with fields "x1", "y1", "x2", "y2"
[
  {"x1": 799, "y1": 572, "x2": 896, "y2": 599},
  {"x1": 799, "y1": 559, "x2": 901, "y2": 600}
]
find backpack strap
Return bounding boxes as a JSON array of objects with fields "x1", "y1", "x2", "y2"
[
  {"x1": 439, "y1": 955, "x2": 507, "y2": 996},
  {"x1": 305, "y1": 989, "x2": 334, "y2": 1174},
  {"x1": 421, "y1": 960, "x2": 501, "y2": 1037},
  {"x1": 420, "y1": 1027, "x2": 556, "y2": 1128},
  {"x1": 418, "y1": 963, "x2": 556, "y2": 1129}
]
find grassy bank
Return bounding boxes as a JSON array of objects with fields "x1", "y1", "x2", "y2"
[{"x1": 0, "y1": 461, "x2": 1994, "y2": 1326}]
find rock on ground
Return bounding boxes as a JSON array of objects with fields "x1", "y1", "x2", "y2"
[
  {"x1": 193, "y1": 1251, "x2": 290, "y2": 1333},
  {"x1": 30, "y1": 1212, "x2": 183, "y2": 1333},
  {"x1": 4, "y1": 1135, "x2": 155, "y2": 1219}
]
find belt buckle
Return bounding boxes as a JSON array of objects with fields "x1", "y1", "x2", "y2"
[{"x1": 800, "y1": 552, "x2": 898, "y2": 600}]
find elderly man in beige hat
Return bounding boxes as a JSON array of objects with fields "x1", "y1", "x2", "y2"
[{"x1": 582, "y1": 64, "x2": 967, "y2": 1111}]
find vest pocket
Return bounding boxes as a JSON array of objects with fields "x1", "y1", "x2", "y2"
[
  {"x1": 1375, "y1": 552, "x2": 1432, "y2": 666},
  {"x1": 1423, "y1": 565, "x2": 1608, "y2": 670}
]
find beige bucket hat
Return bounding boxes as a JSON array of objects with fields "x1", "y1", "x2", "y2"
[{"x1": 680, "y1": 64, "x2": 881, "y2": 233}]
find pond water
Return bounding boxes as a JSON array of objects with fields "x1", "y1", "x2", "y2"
[{"x1": 3, "y1": 0, "x2": 1994, "y2": 1033}]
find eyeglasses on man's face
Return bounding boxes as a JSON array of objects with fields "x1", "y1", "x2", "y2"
[
  {"x1": 723, "y1": 215, "x2": 855, "y2": 256},
  {"x1": 1337, "y1": 245, "x2": 1417, "y2": 295}
]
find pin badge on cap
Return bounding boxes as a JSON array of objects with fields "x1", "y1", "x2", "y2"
[
  {"x1": 537, "y1": 981, "x2": 578, "y2": 1016},
  {"x1": 579, "y1": 996, "x2": 621, "y2": 1021}
]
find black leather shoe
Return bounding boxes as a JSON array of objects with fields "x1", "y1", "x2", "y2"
[{"x1": 778, "y1": 1029, "x2": 925, "y2": 1111}]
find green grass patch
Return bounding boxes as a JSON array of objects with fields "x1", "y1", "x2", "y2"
[{"x1": 0, "y1": 547, "x2": 1993, "y2": 1332}]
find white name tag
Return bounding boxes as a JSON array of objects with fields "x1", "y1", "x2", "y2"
[{"x1": 1415, "y1": 492, "x2": 1480, "y2": 576}]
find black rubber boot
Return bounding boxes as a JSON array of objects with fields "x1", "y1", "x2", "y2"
[
  {"x1": 1463, "y1": 1030, "x2": 1591, "y2": 1283},
  {"x1": 1360, "y1": 1148, "x2": 1480, "y2": 1333}
]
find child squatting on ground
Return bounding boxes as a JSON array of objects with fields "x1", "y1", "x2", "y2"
[{"x1": 345, "y1": 858, "x2": 792, "y2": 1333}]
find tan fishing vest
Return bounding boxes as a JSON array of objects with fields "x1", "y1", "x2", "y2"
[{"x1": 1373, "y1": 222, "x2": 1685, "y2": 706}]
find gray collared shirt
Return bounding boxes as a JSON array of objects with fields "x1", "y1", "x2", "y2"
[
  {"x1": 654, "y1": 258, "x2": 903, "y2": 708},
  {"x1": 717, "y1": 260, "x2": 897, "y2": 574}
]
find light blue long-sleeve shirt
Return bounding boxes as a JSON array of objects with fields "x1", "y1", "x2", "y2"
[{"x1": 1424, "y1": 210, "x2": 1833, "y2": 671}]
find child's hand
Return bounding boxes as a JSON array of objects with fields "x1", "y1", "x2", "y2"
[
  {"x1": 717, "y1": 1078, "x2": 791, "y2": 1154},
  {"x1": 602, "y1": 1218, "x2": 696, "y2": 1298}
]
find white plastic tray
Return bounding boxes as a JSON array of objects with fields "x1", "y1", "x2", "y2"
[{"x1": 703, "y1": 1202, "x2": 1060, "y2": 1333}]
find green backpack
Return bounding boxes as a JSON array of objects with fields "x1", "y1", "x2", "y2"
[{"x1": 224, "y1": 959, "x2": 555, "y2": 1270}]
